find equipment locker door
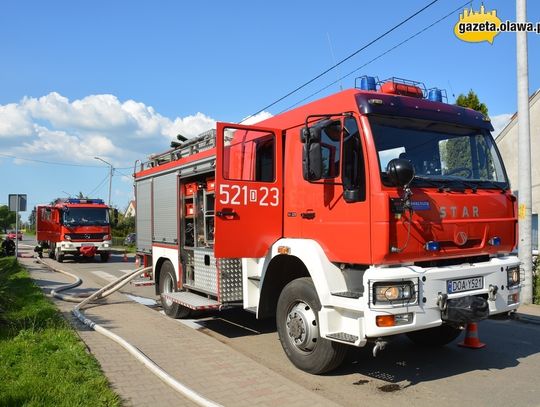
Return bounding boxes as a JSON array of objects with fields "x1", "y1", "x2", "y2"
[{"x1": 215, "y1": 122, "x2": 283, "y2": 258}]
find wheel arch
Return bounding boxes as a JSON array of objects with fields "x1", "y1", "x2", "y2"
[
  {"x1": 257, "y1": 239, "x2": 349, "y2": 319},
  {"x1": 258, "y1": 254, "x2": 310, "y2": 319},
  {"x1": 152, "y1": 248, "x2": 179, "y2": 295}
]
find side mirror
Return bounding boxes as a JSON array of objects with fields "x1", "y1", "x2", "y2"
[
  {"x1": 301, "y1": 127, "x2": 323, "y2": 181},
  {"x1": 386, "y1": 158, "x2": 415, "y2": 187},
  {"x1": 343, "y1": 189, "x2": 361, "y2": 203}
]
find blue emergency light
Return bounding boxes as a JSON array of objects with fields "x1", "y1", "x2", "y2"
[{"x1": 65, "y1": 198, "x2": 104, "y2": 204}]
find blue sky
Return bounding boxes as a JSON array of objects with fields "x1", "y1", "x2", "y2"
[{"x1": 1, "y1": 0, "x2": 539, "y2": 220}]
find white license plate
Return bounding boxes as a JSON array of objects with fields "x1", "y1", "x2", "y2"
[
  {"x1": 447, "y1": 276, "x2": 483, "y2": 294},
  {"x1": 81, "y1": 243, "x2": 95, "y2": 247}
]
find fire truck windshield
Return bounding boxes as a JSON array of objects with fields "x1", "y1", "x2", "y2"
[
  {"x1": 62, "y1": 208, "x2": 109, "y2": 226},
  {"x1": 369, "y1": 116, "x2": 509, "y2": 190}
]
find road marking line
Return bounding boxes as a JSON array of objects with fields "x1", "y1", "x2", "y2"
[
  {"x1": 126, "y1": 294, "x2": 157, "y2": 306},
  {"x1": 118, "y1": 269, "x2": 134, "y2": 274},
  {"x1": 91, "y1": 270, "x2": 118, "y2": 282},
  {"x1": 159, "y1": 311, "x2": 205, "y2": 330}
]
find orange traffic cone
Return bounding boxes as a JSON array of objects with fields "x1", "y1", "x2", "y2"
[
  {"x1": 458, "y1": 322, "x2": 485, "y2": 349},
  {"x1": 123, "y1": 251, "x2": 128, "y2": 262}
]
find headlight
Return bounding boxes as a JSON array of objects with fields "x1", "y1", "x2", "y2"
[
  {"x1": 507, "y1": 265, "x2": 520, "y2": 287},
  {"x1": 64, "y1": 234, "x2": 71, "y2": 241},
  {"x1": 373, "y1": 281, "x2": 415, "y2": 304}
]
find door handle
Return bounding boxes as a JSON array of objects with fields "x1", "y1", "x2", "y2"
[
  {"x1": 217, "y1": 210, "x2": 237, "y2": 218},
  {"x1": 300, "y1": 212, "x2": 316, "y2": 220}
]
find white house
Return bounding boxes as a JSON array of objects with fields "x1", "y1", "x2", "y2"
[{"x1": 496, "y1": 89, "x2": 540, "y2": 250}]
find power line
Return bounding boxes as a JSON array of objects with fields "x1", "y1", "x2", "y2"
[
  {"x1": 0, "y1": 152, "x2": 133, "y2": 169},
  {"x1": 87, "y1": 173, "x2": 110, "y2": 197},
  {"x1": 280, "y1": 0, "x2": 472, "y2": 113},
  {"x1": 0, "y1": 152, "x2": 103, "y2": 168},
  {"x1": 243, "y1": 0, "x2": 441, "y2": 122}
]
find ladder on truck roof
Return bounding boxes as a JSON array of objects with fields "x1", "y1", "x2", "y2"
[{"x1": 139, "y1": 129, "x2": 217, "y2": 171}]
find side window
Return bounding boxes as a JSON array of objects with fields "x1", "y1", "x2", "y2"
[
  {"x1": 223, "y1": 128, "x2": 275, "y2": 182},
  {"x1": 255, "y1": 137, "x2": 275, "y2": 182},
  {"x1": 320, "y1": 124, "x2": 341, "y2": 178},
  {"x1": 342, "y1": 117, "x2": 366, "y2": 201}
]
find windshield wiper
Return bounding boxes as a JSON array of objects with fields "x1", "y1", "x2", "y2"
[
  {"x1": 413, "y1": 176, "x2": 446, "y2": 192},
  {"x1": 476, "y1": 180, "x2": 508, "y2": 193},
  {"x1": 443, "y1": 177, "x2": 479, "y2": 193}
]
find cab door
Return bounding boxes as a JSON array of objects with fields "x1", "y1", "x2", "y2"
[{"x1": 215, "y1": 122, "x2": 283, "y2": 258}]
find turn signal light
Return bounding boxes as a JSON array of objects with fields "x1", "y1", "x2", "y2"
[
  {"x1": 376, "y1": 315, "x2": 396, "y2": 327},
  {"x1": 507, "y1": 293, "x2": 519, "y2": 305},
  {"x1": 277, "y1": 246, "x2": 291, "y2": 255}
]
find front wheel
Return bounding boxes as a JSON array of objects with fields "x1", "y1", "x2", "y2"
[
  {"x1": 56, "y1": 247, "x2": 64, "y2": 263},
  {"x1": 159, "y1": 261, "x2": 191, "y2": 319},
  {"x1": 276, "y1": 277, "x2": 347, "y2": 374},
  {"x1": 406, "y1": 324, "x2": 462, "y2": 346},
  {"x1": 100, "y1": 253, "x2": 110, "y2": 262}
]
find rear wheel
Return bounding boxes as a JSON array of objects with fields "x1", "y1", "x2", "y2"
[
  {"x1": 406, "y1": 324, "x2": 462, "y2": 346},
  {"x1": 159, "y1": 261, "x2": 191, "y2": 319},
  {"x1": 276, "y1": 277, "x2": 347, "y2": 374},
  {"x1": 48, "y1": 242, "x2": 55, "y2": 259},
  {"x1": 56, "y1": 249, "x2": 64, "y2": 263}
]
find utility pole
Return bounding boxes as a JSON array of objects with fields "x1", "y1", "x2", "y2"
[
  {"x1": 94, "y1": 157, "x2": 114, "y2": 208},
  {"x1": 516, "y1": 0, "x2": 533, "y2": 304}
]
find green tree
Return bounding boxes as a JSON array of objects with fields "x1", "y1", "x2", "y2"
[
  {"x1": 443, "y1": 90, "x2": 489, "y2": 175},
  {"x1": 0, "y1": 205, "x2": 16, "y2": 233},
  {"x1": 28, "y1": 208, "x2": 36, "y2": 232},
  {"x1": 456, "y1": 90, "x2": 488, "y2": 116}
]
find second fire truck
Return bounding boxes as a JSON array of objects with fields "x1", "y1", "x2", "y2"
[{"x1": 36, "y1": 198, "x2": 116, "y2": 262}]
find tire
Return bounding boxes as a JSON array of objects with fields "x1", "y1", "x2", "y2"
[
  {"x1": 100, "y1": 253, "x2": 110, "y2": 263},
  {"x1": 406, "y1": 324, "x2": 462, "y2": 347},
  {"x1": 159, "y1": 261, "x2": 191, "y2": 319},
  {"x1": 48, "y1": 242, "x2": 55, "y2": 259},
  {"x1": 276, "y1": 277, "x2": 347, "y2": 374},
  {"x1": 56, "y1": 249, "x2": 64, "y2": 263}
]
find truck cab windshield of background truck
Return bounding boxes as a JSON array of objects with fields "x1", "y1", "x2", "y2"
[{"x1": 62, "y1": 207, "x2": 110, "y2": 226}]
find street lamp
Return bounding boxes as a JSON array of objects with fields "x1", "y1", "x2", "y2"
[{"x1": 94, "y1": 157, "x2": 114, "y2": 207}]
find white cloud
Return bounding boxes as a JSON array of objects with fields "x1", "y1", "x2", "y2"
[
  {"x1": 240, "y1": 111, "x2": 273, "y2": 125},
  {"x1": 0, "y1": 103, "x2": 33, "y2": 137},
  {"x1": 491, "y1": 113, "x2": 513, "y2": 138},
  {"x1": 0, "y1": 92, "x2": 217, "y2": 167}
]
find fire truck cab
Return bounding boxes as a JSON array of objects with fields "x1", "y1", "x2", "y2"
[
  {"x1": 134, "y1": 77, "x2": 521, "y2": 374},
  {"x1": 36, "y1": 198, "x2": 115, "y2": 263}
]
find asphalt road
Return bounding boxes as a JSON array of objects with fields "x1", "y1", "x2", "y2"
[{"x1": 26, "y1": 240, "x2": 540, "y2": 407}]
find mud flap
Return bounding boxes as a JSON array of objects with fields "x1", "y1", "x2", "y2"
[{"x1": 442, "y1": 295, "x2": 489, "y2": 324}]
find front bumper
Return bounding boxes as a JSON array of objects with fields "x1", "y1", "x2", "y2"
[
  {"x1": 362, "y1": 256, "x2": 520, "y2": 338},
  {"x1": 58, "y1": 240, "x2": 113, "y2": 254}
]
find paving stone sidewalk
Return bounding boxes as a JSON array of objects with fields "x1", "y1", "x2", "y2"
[{"x1": 20, "y1": 256, "x2": 340, "y2": 407}]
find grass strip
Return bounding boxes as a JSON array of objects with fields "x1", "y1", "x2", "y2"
[{"x1": 0, "y1": 257, "x2": 121, "y2": 407}]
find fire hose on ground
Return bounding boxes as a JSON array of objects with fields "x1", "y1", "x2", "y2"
[{"x1": 36, "y1": 258, "x2": 222, "y2": 407}]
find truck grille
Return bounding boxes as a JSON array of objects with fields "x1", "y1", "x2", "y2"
[{"x1": 69, "y1": 233, "x2": 104, "y2": 241}]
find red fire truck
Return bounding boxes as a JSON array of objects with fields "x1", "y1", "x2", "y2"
[
  {"x1": 134, "y1": 77, "x2": 521, "y2": 374},
  {"x1": 36, "y1": 198, "x2": 115, "y2": 263}
]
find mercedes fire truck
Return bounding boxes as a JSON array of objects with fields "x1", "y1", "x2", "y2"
[
  {"x1": 36, "y1": 198, "x2": 115, "y2": 262},
  {"x1": 133, "y1": 77, "x2": 521, "y2": 374}
]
